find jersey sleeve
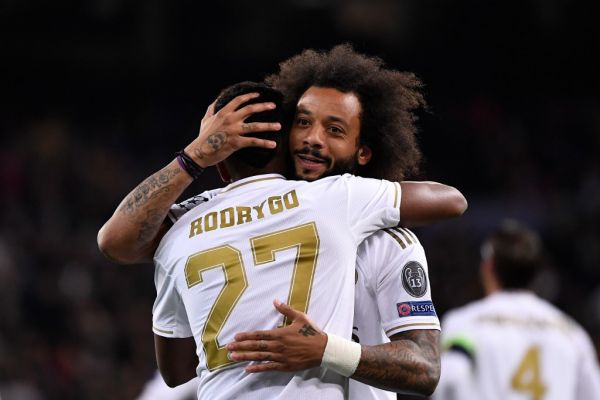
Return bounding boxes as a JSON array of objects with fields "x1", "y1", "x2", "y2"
[
  {"x1": 432, "y1": 351, "x2": 478, "y2": 400},
  {"x1": 343, "y1": 175, "x2": 401, "y2": 243},
  {"x1": 574, "y1": 327, "x2": 600, "y2": 398},
  {"x1": 152, "y1": 261, "x2": 193, "y2": 338},
  {"x1": 359, "y1": 228, "x2": 440, "y2": 337},
  {"x1": 167, "y1": 188, "x2": 221, "y2": 224}
]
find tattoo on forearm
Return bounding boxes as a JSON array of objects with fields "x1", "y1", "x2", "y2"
[
  {"x1": 138, "y1": 208, "x2": 165, "y2": 241},
  {"x1": 354, "y1": 330, "x2": 440, "y2": 395},
  {"x1": 119, "y1": 166, "x2": 181, "y2": 216},
  {"x1": 193, "y1": 132, "x2": 227, "y2": 160},
  {"x1": 298, "y1": 324, "x2": 317, "y2": 337}
]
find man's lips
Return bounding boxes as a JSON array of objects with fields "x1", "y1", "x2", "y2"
[{"x1": 296, "y1": 153, "x2": 327, "y2": 170}]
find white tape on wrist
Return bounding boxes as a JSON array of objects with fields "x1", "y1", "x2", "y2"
[{"x1": 320, "y1": 333, "x2": 362, "y2": 377}]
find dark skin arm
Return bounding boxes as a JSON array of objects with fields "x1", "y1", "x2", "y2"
[
  {"x1": 154, "y1": 334, "x2": 199, "y2": 387},
  {"x1": 227, "y1": 300, "x2": 441, "y2": 396},
  {"x1": 399, "y1": 181, "x2": 467, "y2": 228},
  {"x1": 97, "y1": 95, "x2": 281, "y2": 264},
  {"x1": 354, "y1": 330, "x2": 440, "y2": 395},
  {"x1": 98, "y1": 178, "x2": 466, "y2": 264}
]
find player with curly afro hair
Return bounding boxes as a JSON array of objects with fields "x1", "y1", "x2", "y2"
[{"x1": 266, "y1": 43, "x2": 426, "y2": 182}]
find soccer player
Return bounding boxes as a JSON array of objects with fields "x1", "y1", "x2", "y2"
[
  {"x1": 98, "y1": 48, "x2": 464, "y2": 398},
  {"x1": 432, "y1": 220, "x2": 600, "y2": 400},
  {"x1": 226, "y1": 44, "x2": 444, "y2": 399},
  {"x1": 150, "y1": 81, "x2": 459, "y2": 400}
]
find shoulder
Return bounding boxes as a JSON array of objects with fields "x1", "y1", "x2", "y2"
[
  {"x1": 442, "y1": 298, "x2": 489, "y2": 328},
  {"x1": 358, "y1": 228, "x2": 424, "y2": 263},
  {"x1": 168, "y1": 189, "x2": 221, "y2": 223}
]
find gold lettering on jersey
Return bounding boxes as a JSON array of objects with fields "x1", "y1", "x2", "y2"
[
  {"x1": 253, "y1": 200, "x2": 267, "y2": 219},
  {"x1": 188, "y1": 190, "x2": 301, "y2": 238},
  {"x1": 220, "y1": 208, "x2": 235, "y2": 228},
  {"x1": 283, "y1": 189, "x2": 299, "y2": 209},
  {"x1": 189, "y1": 217, "x2": 203, "y2": 237},
  {"x1": 205, "y1": 212, "x2": 218, "y2": 231},
  {"x1": 268, "y1": 196, "x2": 284, "y2": 214},
  {"x1": 236, "y1": 206, "x2": 252, "y2": 224}
]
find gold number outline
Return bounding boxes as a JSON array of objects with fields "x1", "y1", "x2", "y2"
[
  {"x1": 184, "y1": 222, "x2": 320, "y2": 370},
  {"x1": 511, "y1": 346, "x2": 547, "y2": 400},
  {"x1": 251, "y1": 222, "x2": 320, "y2": 326},
  {"x1": 185, "y1": 245, "x2": 248, "y2": 371}
]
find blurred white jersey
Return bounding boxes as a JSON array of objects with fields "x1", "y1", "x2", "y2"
[
  {"x1": 434, "y1": 291, "x2": 600, "y2": 400},
  {"x1": 153, "y1": 173, "x2": 401, "y2": 400},
  {"x1": 350, "y1": 228, "x2": 440, "y2": 400}
]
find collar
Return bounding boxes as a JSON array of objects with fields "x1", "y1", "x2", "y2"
[{"x1": 220, "y1": 173, "x2": 286, "y2": 194}]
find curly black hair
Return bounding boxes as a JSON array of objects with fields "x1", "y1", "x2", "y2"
[{"x1": 265, "y1": 44, "x2": 425, "y2": 181}]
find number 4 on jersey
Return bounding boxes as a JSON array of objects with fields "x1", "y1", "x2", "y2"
[{"x1": 511, "y1": 346, "x2": 547, "y2": 400}]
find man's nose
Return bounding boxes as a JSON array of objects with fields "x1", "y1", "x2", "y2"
[{"x1": 303, "y1": 125, "x2": 325, "y2": 148}]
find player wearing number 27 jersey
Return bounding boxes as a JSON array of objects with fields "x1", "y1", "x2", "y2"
[{"x1": 153, "y1": 173, "x2": 402, "y2": 400}]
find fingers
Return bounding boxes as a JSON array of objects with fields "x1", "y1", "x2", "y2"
[
  {"x1": 219, "y1": 92, "x2": 261, "y2": 114},
  {"x1": 232, "y1": 101, "x2": 277, "y2": 120},
  {"x1": 227, "y1": 339, "x2": 282, "y2": 352},
  {"x1": 202, "y1": 101, "x2": 216, "y2": 121},
  {"x1": 233, "y1": 330, "x2": 277, "y2": 342},
  {"x1": 239, "y1": 122, "x2": 281, "y2": 135},
  {"x1": 245, "y1": 362, "x2": 286, "y2": 373},
  {"x1": 236, "y1": 136, "x2": 277, "y2": 150},
  {"x1": 273, "y1": 299, "x2": 304, "y2": 322},
  {"x1": 228, "y1": 351, "x2": 283, "y2": 363}
]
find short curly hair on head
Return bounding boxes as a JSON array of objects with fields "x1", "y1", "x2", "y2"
[{"x1": 265, "y1": 44, "x2": 425, "y2": 181}]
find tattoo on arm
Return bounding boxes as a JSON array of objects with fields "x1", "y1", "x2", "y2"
[
  {"x1": 193, "y1": 132, "x2": 227, "y2": 160},
  {"x1": 298, "y1": 324, "x2": 317, "y2": 337},
  {"x1": 116, "y1": 165, "x2": 186, "y2": 246},
  {"x1": 119, "y1": 166, "x2": 181, "y2": 216},
  {"x1": 353, "y1": 330, "x2": 440, "y2": 395}
]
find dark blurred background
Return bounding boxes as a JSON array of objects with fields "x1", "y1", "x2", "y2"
[{"x1": 1, "y1": 1, "x2": 599, "y2": 399}]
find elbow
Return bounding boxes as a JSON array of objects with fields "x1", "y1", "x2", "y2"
[
  {"x1": 447, "y1": 187, "x2": 468, "y2": 218},
  {"x1": 421, "y1": 361, "x2": 441, "y2": 396},
  {"x1": 454, "y1": 192, "x2": 468, "y2": 216},
  {"x1": 161, "y1": 372, "x2": 190, "y2": 388},
  {"x1": 97, "y1": 224, "x2": 137, "y2": 265}
]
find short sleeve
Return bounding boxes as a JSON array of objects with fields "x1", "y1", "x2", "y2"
[
  {"x1": 575, "y1": 328, "x2": 600, "y2": 398},
  {"x1": 152, "y1": 261, "x2": 193, "y2": 338},
  {"x1": 359, "y1": 228, "x2": 440, "y2": 337},
  {"x1": 343, "y1": 175, "x2": 401, "y2": 243}
]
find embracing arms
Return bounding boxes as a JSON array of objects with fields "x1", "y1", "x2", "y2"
[
  {"x1": 97, "y1": 94, "x2": 281, "y2": 264},
  {"x1": 399, "y1": 181, "x2": 467, "y2": 228},
  {"x1": 226, "y1": 300, "x2": 441, "y2": 396}
]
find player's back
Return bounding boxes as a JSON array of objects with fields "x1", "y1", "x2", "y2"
[
  {"x1": 153, "y1": 173, "x2": 400, "y2": 400},
  {"x1": 442, "y1": 291, "x2": 597, "y2": 400}
]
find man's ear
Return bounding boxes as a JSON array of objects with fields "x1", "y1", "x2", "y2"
[
  {"x1": 216, "y1": 162, "x2": 231, "y2": 183},
  {"x1": 357, "y1": 145, "x2": 372, "y2": 166}
]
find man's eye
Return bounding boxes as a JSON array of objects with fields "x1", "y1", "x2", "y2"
[
  {"x1": 329, "y1": 126, "x2": 344, "y2": 135},
  {"x1": 297, "y1": 118, "x2": 310, "y2": 126}
]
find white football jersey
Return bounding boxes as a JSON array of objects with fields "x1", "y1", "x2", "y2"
[
  {"x1": 434, "y1": 291, "x2": 600, "y2": 400},
  {"x1": 350, "y1": 228, "x2": 440, "y2": 400},
  {"x1": 153, "y1": 173, "x2": 401, "y2": 400}
]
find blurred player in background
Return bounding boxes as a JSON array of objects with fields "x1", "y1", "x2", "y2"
[{"x1": 432, "y1": 220, "x2": 600, "y2": 400}]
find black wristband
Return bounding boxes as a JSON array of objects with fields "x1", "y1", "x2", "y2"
[{"x1": 175, "y1": 150, "x2": 205, "y2": 180}]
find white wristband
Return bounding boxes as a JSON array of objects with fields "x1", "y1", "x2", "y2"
[{"x1": 320, "y1": 333, "x2": 362, "y2": 377}]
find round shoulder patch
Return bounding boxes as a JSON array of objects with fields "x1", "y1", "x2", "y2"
[{"x1": 401, "y1": 261, "x2": 428, "y2": 297}]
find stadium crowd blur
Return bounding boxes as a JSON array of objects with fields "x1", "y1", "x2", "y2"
[{"x1": 1, "y1": 1, "x2": 599, "y2": 399}]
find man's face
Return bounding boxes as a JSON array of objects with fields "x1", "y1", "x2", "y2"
[{"x1": 288, "y1": 86, "x2": 372, "y2": 181}]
